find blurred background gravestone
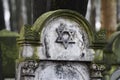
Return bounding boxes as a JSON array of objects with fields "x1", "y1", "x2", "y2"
[
  {"x1": 0, "y1": 29, "x2": 19, "y2": 79},
  {"x1": 103, "y1": 25, "x2": 120, "y2": 80}
]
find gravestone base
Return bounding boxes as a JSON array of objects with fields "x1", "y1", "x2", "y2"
[{"x1": 18, "y1": 60, "x2": 91, "y2": 80}]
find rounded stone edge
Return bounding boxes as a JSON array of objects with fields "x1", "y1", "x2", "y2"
[{"x1": 31, "y1": 9, "x2": 95, "y2": 46}]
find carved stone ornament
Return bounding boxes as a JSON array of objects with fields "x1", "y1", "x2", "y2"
[
  {"x1": 21, "y1": 60, "x2": 38, "y2": 77},
  {"x1": 56, "y1": 23, "x2": 75, "y2": 49},
  {"x1": 96, "y1": 30, "x2": 106, "y2": 41},
  {"x1": 91, "y1": 64, "x2": 105, "y2": 79}
]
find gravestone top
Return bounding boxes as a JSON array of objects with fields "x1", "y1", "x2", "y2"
[
  {"x1": 0, "y1": 29, "x2": 19, "y2": 37},
  {"x1": 32, "y1": 9, "x2": 95, "y2": 44},
  {"x1": 18, "y1": 9, "x2": 95, "y2": 61}
]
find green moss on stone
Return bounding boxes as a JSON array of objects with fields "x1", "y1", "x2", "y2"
[
  {"x1": 18, "y1": 24, "x2": 39, "y2": 41},
  {"x1": 32, "y1": 47, "x2": 39, "y2": 59},
  {"x1": 94, "y1": 49, "x2": 104, "y2": 63},
  {"x1": 103, "y1": 31, "x2": 120, "y2": 65},
  {"x1": 0, "y1": 37, "x2": 18, "y2": 78},
  {"x1": 0, "y1": 30, "x2": 19, "y2": 78},
  {"x1": 0, "y1": 29, "x2": 19, "y2": 37},
  {"x1": 104, "y1": 53, "x2": 117, "y2": 65}
]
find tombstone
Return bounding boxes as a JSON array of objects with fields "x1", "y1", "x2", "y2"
[
  {"x1": 16, "y1": 10, "x2": 101, "y2": 80},
  {"x1": 0, "y1": 29, "x2": 19, "y2": 79},
  {"x1": 103, "y1": 26, "x2": 120, "y2": 80}
]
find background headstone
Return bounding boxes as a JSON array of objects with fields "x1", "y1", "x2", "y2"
[
  {"x1": 103, "y1": 26, "x2": 120, "y2": 80},
  {"x1": 0, "y1": 29, "x2": 19, "y2": 79}
]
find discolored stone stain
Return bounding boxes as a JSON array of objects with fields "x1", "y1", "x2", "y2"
[
  {"x1": 55, "y1": 64, "x2": 64, "y2": 79},
  {"x1": 40, "y1": 63, "x2": 46, "y2": 70},
  {"x1": 81, "y1": 53, "x2": 85, "y2": 57},
  {"x1": 44, "y1": 37, "x2": 51, "y2": 58},
  {"x1": 55, "y1": 64, "x2": 80, "y2": 80}
]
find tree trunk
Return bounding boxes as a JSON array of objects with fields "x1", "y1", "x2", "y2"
[
  {"x1": 0, "y1": 44, "x2": 2, "y2": 80},
  {"x1": 117, "y1": 0, "x2": 120, "y2": 23},
  {"x1": 9, "y1": 0, "x2": 33, "y2": 32},
  {"x1": 9, "y1": 0, "x2": 18, "y2": 32},
  {"x1": 101, "y1": 0, "x2": 117, "y2": 39},
  {"x1": 33, "y1": 0, "x2": 88, "y2": 22},
  {"x1": 0, "y1": 0, "x2": 5, "y2": 30},
  {"x1": 26, "y1": 0, "x2": 33, "y2": 25},
  {"x1": 0, "y1": 0, "x2": 4, "y2": 79},
  {"x1": 90, "y1": 0, "x2": 96, "y2": 28}
]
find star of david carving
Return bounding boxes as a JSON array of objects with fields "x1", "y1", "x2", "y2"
[{"x1": 56, "y1": 24, "x2": 75, "y2": 49}]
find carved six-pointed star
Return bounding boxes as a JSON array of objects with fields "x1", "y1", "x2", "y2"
[{"x1": 56, "y1": 23, "x2": 75, "y2": 49}]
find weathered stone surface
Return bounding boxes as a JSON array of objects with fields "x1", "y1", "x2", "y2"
[
  {"x1": 38, "y1": 17, "x2": 95, "y2": 61},
  {"x1": 17, "y1": 10, "x2": 96, "y2": 80},
  {"x1": 35, "y1": 61, "x2": 90, "y2": 80},
  {"x1": 111, "y1": 68, "x2": 120, "y2": 80},
  {"x1": 18, "y1": 61, "x2": 90, "y2": 80}
]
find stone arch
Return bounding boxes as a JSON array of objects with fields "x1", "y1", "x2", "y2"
[
  {"x1": 31, "y1": 9, "x2": 95, "y2": 60},
  {"x1": 31, "y1": 9, "x2": 95, "y2": 45}
]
